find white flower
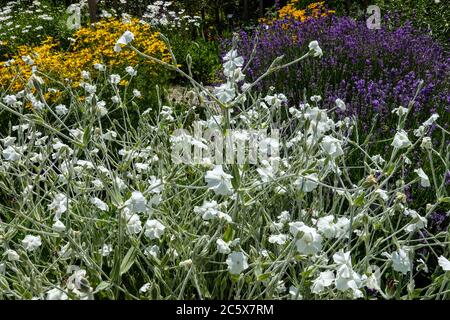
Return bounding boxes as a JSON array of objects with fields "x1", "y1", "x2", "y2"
[
  {"x1": 423, "y1": 113, "x2": 439, "y2": 127},
  {"x1": 216, "y1": 239, "x2": 231, "y2": 254},
  {"x1": 55, "y1": 104, "x2": 68, "y2": 116},
  {"x1": 420, "y1": 137, "x2": 432, "y2": 150},
  {"x1": 2, "y1": 146, "x2": 21, "y2": 161},
  {"x1": 194, "y1": 200, "x2": 232, "y2": 222},
  {"x1": 288, "y1": 286, "x2": 303, "y2": 300},
  {"x1": 22, "y1": 235, "x2": 42, "y2": 251},
  {"x1": 308, "y1": 41, "x2": 323, "y2": 58},
  {"x1": 139, "y1": 283, "x2": 151, "y2": 293},
  {"x1": 94, "y1": 63, "x2": 106, "y2": 71},
  {"x1": 392, "y1": 106, "x2": 409, "y2": 117},
  {"x1": 133, "y1": 89, "x2": 142, "y2": 98},
  {"x1": 52, "y1": 220, "x2": 66, "y2": 232},
  {"x1": 5, "y1": 249, "x2": 20, "y2": 261},
  {"x1": 375, "y1": 189, "x2": 389, "y2": 202},
  {"x1": 414, "y1": 168, "x2": 430, "y2": 187},
  {"x1": 391, "y1": 130, "x2": 411, "y2": 149},
  {"x1": 391, "y1": 247, "x2": 411, "y2": 275},
  {"x1": 90, "y1": 197, "x2": 109, "y2": 211},
  {"x1": 321, "y1": 136, "x2": 344, "y2": 158},
  {"x1": 110, "y1": 74, "x2": 121, "y2": 85},
  {"x1": 144, "y1": 219, "x2": 165, "y2": 240},
  {"x1": 213, "y1": 82, "x2": 235, "y2": 104},
  {"x1": 99, "y1": 244, "x2": 113, "y2": 257},
  {"x1": 3, "y1": 94, "x2": 18, "y2": 106},
  {"x1": 223, "y1": 49, "x2": 244, "y2": 70},
  {"x1": 289, "y1": 222, "x2": 322, "y2": 255},
  {"x1": 81, "y1": 70, "x2": 90, "y2": 80},
  {"x1": 205, "y1": 165, "x2": 234, "y2": 196},
  {"x1": 144, "y1": 245, "x2": 160, "y2": 258},
  {"x1": 311, "y1": 271, "x2": 335, "y2": 294},
  {"x1": 67, "y1": 269, "x2": 91, "y2": 294},
  {"x1": 317, "y1": 216, "x2": 350, "y2": 239},
  {"x1": 114, "y1": 30, "x2": 135, "y2": 52},
  {"x1": 125, "y1": 191, "x2": 147, "y2": 213},
  {"x1": 48, "y1": 193, "x2": 69, "y2": 221},
  {"x1": 269, "y1": 234, "x2": 289, "y2": 245},
  {"x1": 335, "y1": 98, "x2": 346, "y2": 111},
  {"x1": 125, "y1": 66, "x2": 137, "y2": 76},
  {"x1": 438, "y1": 256, "x2": 450, "y2": 271},
  {"x1": 125, "y1": 212, "x2": 142, "y2": 234},
  {"x1": 295, "y1": 173, "x2": 319, "y2": 193},
  {"x1": 46, "y1": 287, "x2": 68, "y2": 300},
  {"x1": 226, "y1": 252, "x2": 249, "y2": 275}
]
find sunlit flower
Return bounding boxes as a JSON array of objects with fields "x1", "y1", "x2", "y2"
[
  {"x1": 114, "y1": 30, "x2": 135, "y2": 52},
  {"x1": 22, "y1": 235, "x2": 42, "y2": 252},
  {"x1": 205, "y1": 165, "x2": 234, "y2": 196},
  {"x1": 226, "y1": 251, "x2": 249, "y2": 275}
]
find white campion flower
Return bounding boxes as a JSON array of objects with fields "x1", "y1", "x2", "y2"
[
  {"x1": 295, "y1": 173, "x2": 319, "y2": 193},
  {"x1": 321, "y1": 136, "x2": 344, "y2": 158},
  {"x1": 48, "y1": 193, "x2": 69, "y2": 221},
  {"x1": 268, "y1": 234, "x2": 289, "y2": 245},
  {"x1": 144, "y1": 219, "x2": 165, "y2": 240},
  {"x1": 114, "y1": 30, "x2": 134, "y2": 52},
  {"x1": 94, "y1": 63, "x2": 106, "y2": 71},
  {"x1": 125, "y1": 191, "x2": 147, "y2": 213},
  {"x1": 55, "y1": 104, "x2": 68, "y2": 116},
  {"x1": 392, "y1": 106, "x2": 409, "y2": 117},
  {"x1": 438, "y1": 256, "x2": 450, "y2": 271},
  {"x1": 216, "y1": 239, "x2": 231, "y2": 254},
  {"x1": 125, "y1": 66, "x2": 137, "y2": 76},
  {"x1": 226, "y1": 251, "x2": 249, "y2": 275},
  {"x1": 0, "y1": 136, "x2": 16, "y2": 147},
  {"x1": 423, "y1": 113, "x2": 439, "y2": 127},
  {"x1": 335, "y1": 98, "x2": 346, "y2": 111},
  {"x1": 375, "y1": 189, "x2": 389, "y2": 202},
  {"x1": 22, "y1": 235, "x2": 42, "y2": 252},
  {"x1": 311, "y1": 270, "x2": 335, "y2": 294},
  {"x1": 289, "y1": 222, "x2": 322, "y2": 255},
  {"x1": 91, "y1": 197, "x2": 109, "y2": 211},
  {"x1": 109, "y1": 74, "x2": 121, "y2": 85},
  {"x1": 3, "y1": 94, "x2": 18, "y2": 106},
  {"x1": 52, "y1": 220, "x2": 66, "y2": 232},
  {"x1": 5, "y1": 249, "x2": 20, "y2": 261},
  {"x1": 144, "y1": 245, "x2": 160, "y2": 258},
  {"x1": 133, "y1": 89, "x2": 142, "y2": 98},
  {"x1": 194, "y1": 200, "x2": 232, "y2": 222},
  {"x1": 205, "y1": 165, "x2": 234, "y2": 196},
  {"x1": 46, "y1": 287, "x2": 68, "y2": 300},
  {"x1": 67, "y1": 269, "x2": 91, "y2": 294},
  {"x1": 333, "y1": 250, "x2": 365, "y2": 298},
  {"x1": 391, "y1": 130, "x2": 411, "y2": 149},
  {"x1": 308, "y1": 40, "x2": 323, "y2": 58},
  {"x1": 404, "y1": 209, "x2": 427, "y2": 233},
  {"x1": 391, "y1": 247, "x2": 411, "y2": 275},
  {"x1": 125, "y1": 211, "x2": 142, "y2": 234},
  {"x1": 213, "y1": 82, "x2": 235, "y2": 104},
  {"x1": 2, "y1": 145, "x2": 21, "y2": 161},
  {"x1": 223, "y1": 49, "x2": 244, "y2": 70},
  {"x1": 99, "y1": 244, "x2": 113, "y2": 257},
  {"x1": 414, "y1": 168, "x2": 430, "y2": 187}
]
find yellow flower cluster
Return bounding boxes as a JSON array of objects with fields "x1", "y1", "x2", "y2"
[
  {"x1": 261, "y1": 1, "x2": 335, "y2": 25},
  {"x1": 0, "y1": 18, "x2": 170, "y2": 93}
]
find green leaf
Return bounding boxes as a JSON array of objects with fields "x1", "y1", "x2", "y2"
[
  {"x1": 120, "y1": 246, "x2": 138, "y2": 276},
  {"x1": 438, "y1": 197, "x2": 450, "y2": 203},
  {"x1": 257, "y1": 273, "x2": 271, "y2": 282},
  {"x1": 223, "y1": 224, "x2": 234, "y2": 242},
  {"x1": 353, "y1": 194, "x2": 366, "y2": 207},
  {"x1": 94, "y1": 281, "x2": 111, "y2": 294}
]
